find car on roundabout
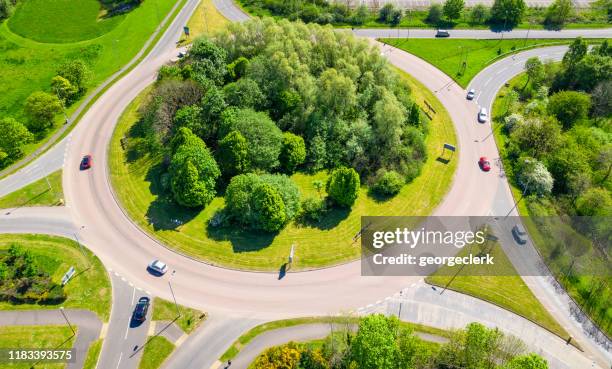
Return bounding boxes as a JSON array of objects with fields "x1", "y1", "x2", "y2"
[
  {"x1": 131, "y1": 297, "x2": 150, "y2": 326},
  {"x1": 466, "y1": 89, "x2": 476, "y2": 100},
  {"x1": 478, "y1": 107, "x2": 488, "y2": 123},
  {"x1": 479, "y1": 157, "x2": 491, "y2": 172},
  {"x1": 147, "y1": 259, "x2": 168, "y2": 275},
  {"x1": 80, "y1": 155, "x2": 92, "y2": 170}
]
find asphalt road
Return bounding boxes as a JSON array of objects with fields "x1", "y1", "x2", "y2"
[
  {"x1": 355, "y1": 27, "x2": 612, "y2": 39},
  {"x1": 0, "y1": 309, "x2": 102, "y2": 369}
]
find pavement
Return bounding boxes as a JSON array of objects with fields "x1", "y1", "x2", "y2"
[
  {"x1": 0, "y1": 0, "x2": 610, "y2": 367},
  {"x1": 0, "y1": 309, "x2": 102, "y2": 369},
  {"x1": 354, "y1": 27, "x2": 612, "y2": 39}
]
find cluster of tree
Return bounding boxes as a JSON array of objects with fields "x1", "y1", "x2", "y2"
[
  {"x1": 237, "y1": 0, "x2": 601, "y2": 30},
  {"x1": 0, "y1": 0, "x2": 17, "y2": 20},
  {"x1": 252, "y1": 315, "x2": 548, "y2": 369},
  {"x1": 135, "y1": 18, "x2": 427, "y2": 231},
  {"x1": 0, "y1": 244, "x2": 66, "y2": 305},
  {"x1": 0, "y1": 59, "x2": 91, "y2": 170}
]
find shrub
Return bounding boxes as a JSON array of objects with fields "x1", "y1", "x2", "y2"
[
  {"x1": 24, "y1": 91, "x2": 62, "y2": 132},
  {"x1": 426, "y1": 4, "x2": 443, "y2": 24},
  {"x1": 280, "y1": 132, "x2": 306, "y2": 173},
  {"x1": 326, "y1": 166, "x2": 360, "y2": 207},
  {"x1": 372, "y1": 170, "x2": 404, "y2": 196},
  {"x1": 299, "y1": 197, "x2": 327, "y2": 223},
  {"x1": 217, "y1": 130, "x2": 249, "y2": 177}
]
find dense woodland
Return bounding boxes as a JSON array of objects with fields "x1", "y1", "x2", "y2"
[
  {"x1": 131, "y1": 18, "x2": 427, "y2": 232},
  {"x1": 498, "y1": 38, "x2": 611, "y2": 334},
  {"x1": 252, "y1": 315, "x2": 549, "y2": 369}
]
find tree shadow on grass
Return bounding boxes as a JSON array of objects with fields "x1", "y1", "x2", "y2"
[
  {"x1": 295, "y1": 206, "x2": 350, "y2": 231},
  {"x1": 206, "y1": 223, "x2": 277, "y2": 253},
  {"x1": 144, "y1": 162, "x2": 200, "y2": 231}
]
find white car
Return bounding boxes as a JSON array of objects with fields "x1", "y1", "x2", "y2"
[
  {"x1": 148, "y1": 260, "x2": 168, "y2": 275},
  {"x1": 478, "y1": 107, "x2": 488, "y2": 123},
  {"x1": 466, "y1": 89, "x2": 476, "y2": 100}
]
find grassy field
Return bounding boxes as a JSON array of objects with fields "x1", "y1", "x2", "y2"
[
  {"x1": 138, "y1": 336, "x2": 174, "y2": 369},
  {"x1": 0, "y1": 234, "x2": 111, "y2": 322},
  {"x1": 382, "y1": 38, "x2": 580, "y2": 87},
  {"x1": 221, "y1": 316, "x2": 450, "y2": 361},
  {"x1": 179, "y1": 0, "x2": 229, "y2": 44},
  {"x1": 82, "y1": 339, "x2": 103, "y2": 369},
  {"x1": 152, "y1": 297, "x2": 206, "y2": 334},
  {"x1": 426, "y1": 235, "x2": 568, "y2": 340},
  {"x1": 109, "y1": 68, "x2": 457, "y2": 271},
  {"x1": 0, "y1": 325, "x2": 75, "y2": 369},
  {"x1": 8, "y1": 0, "x2": 124, "y2": 43},
  {"x1": 0, "y1": 170, "x2": 63, "y2": 208},
  {"x1": 0, "y1": 0, "x2": 180, "y2": 172}
]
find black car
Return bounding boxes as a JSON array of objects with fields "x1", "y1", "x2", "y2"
[
  {"x1": 435, "y1": 29, "x2": 450, "y2": 38},
  {"x1": 132, "y1": 297, "x2": 150, "y2": 322}
]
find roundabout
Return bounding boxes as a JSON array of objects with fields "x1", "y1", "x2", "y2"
[{"x1": 0, "y1": 1, "x2": 610, "y2": 368}]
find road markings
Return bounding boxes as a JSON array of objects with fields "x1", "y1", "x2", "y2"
[
  {"x1": 148, "y1": 321, "x2": 157, "y2": 336},
  {"x1": 99, "y1": 323, "x2": 109, "y2": 339},
  {"x1": 496, "y1": 68, "x2": 506, "y2": 75},
  {"x1": 116, "y1": 352, "x2": 123, "y2": 369},
  {"x1": 209, "y1": 360, "x2": 222, "y2": 369},
  {"x1": 483, "y1": 77, "x2": 492, "y2": 88},
  {"x1": 175, "y1": 333, "x2": 189, "y2": 347}
]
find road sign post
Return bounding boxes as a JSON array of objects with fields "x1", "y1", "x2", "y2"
[
  {"x1": 61, "y1": 266, "x2": 75, "y2": 286},
  {"x1": 183, "y1": 26, "x2": 190, "y2": 37}
]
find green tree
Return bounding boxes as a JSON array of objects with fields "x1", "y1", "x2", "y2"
[
  {"x1": 573, "y1": 53, "x2": 612, "y2": 91},
  {"x1": 503, "y1": 353, "x2": 549, "y2": 369},
  {"x1": 50, "y1": 76, "x2": 78, "y2": 105},
  {"x1": 591, "y1": 80, "x2": 612, "y2": 117},
  {"x1": 516, "y1": 157, "x2": 554, "y2": 196},
  {"x1": 173, "y1": 105, "x2": 204, "y2": 137},
  {"x1": 170, "y1": 126, "x2": 201, "y2": 154},
  {"x1": 253, "y1": 342, "x2": 301, "y2": 369},
  {"x1": 169, "y1": 136, "x2": 220, "y2": 207},
  {"x1": 0, "y1": 0, "x2": 15, "y2": 20},
  {"x1": 252, "y1": 183, "x2": 287, "y2": 232},
  {"x1": 443, "y1": 0, "x2": 465, "y2": 21},
  {"x1": 575, "y1": 187, "x2": 612, "y2": 216},
  {"x1": 490, "y1": 0, "x2": 526, "y2": 27},
  {"x1": 426, "y1": 4, "x2": 443, "y2": 24},
  {"x1": 280, "y1": 132, "x2": 306, "y2": 173},
  {"x1": 545, "y1": 0, "x2": 573, "y2": 28},
  {"x1": 188, "y1": 38, "x2": 228, "y2": 85},
  {"x1": 510, "y1": 117, "x2": 562, "y2": 159},
  {"x1": 223, "y1": 78, "x2": 264, "y2": 108},
  {"x1": 378, "y1": 3, "x2": 396, "y2": 22},
  {"x1": 24, "y1": 91, "x2": 62, "y2": 132},
  {"x1": 547, "y1": 91, "x2": 591, "y2": 129},
  {"x1": 562, "y1": 37, "x2": 588, "y2": 68},
  {"x1": 0, "y1": 117, "x2": 32, "y2": 162},
  {"x1": 219, "y1": 108, "x2": 283, "y2": 171},
  {"x1": 57, "y1": 59, "x2": 90, "y2": 94},
  {"x1": 326, "y1": 166, "x2": 360, "y2": 207},
  {"x1": 226, "y1": 56, "x2": 249, "y2": 81},
  {"x1": 524, "y1": 57, "x2": 545, "y2": 89},
  {"x1": 199, "y1": 86, "x2": 227, "y2": 141},
  {"x1": 372, "y1": 89, "x2": 405, "y2": 149},
  {"x1": 372, "y1": 170, "x2": 405, "y2": 196},
  {"x1": 350, "y1": 315, "x2": 398, "y2": 369},
  {"x1": 217, "y1": 130, "x2": 249, "y2": 177},
  {"x1": 548, "y1": 144, "x2": 592, "y2": 196},
  {"x1": 469, "y1": 4, "x2": 489, "y2": 24}
]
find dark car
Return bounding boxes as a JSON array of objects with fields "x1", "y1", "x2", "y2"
[
  {"x1": 479, "y1": 157, "x2": 491, "y2": 172},
  {"x1": 435, "y1": 29, "x2": 450, "y2": 38},
  {"x1": 132, "y1": 297, "x2": 150, "y2": 322},
  {"x1": 80, "y1": 155, "x2": 92, "y2": 170},
  {"x1": 512, "y1": 224, "x2": 528, "y2": 245}
]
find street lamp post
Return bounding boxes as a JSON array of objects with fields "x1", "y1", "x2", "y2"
[{"x1": 59, "y1": 307, "x2": 76, "y2": 336}]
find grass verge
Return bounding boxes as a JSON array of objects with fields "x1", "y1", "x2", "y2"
[
  {"x1": 221, "y1": 317, "x2": 450, "y2": 361},
  {"x1": 138, "y1": 336, "x2": 174, "y2": 369},
  {"x1": 179, "y1": 0, "x2": 230, "y2": 44},
  {"x1": 381, "y1": 38, "x2": 595, "y2": 87},
  {"x1": 83, "y1": 339, "x2": 103, "y2": 369},
  {"x1": 0, "y1": 234, "x2": 111, "y2": 322},
  {"x1": 425, "y1": 234, "x2": 569, "y2": 340},
  {"x1": 152, "y1": 297, "x2": 206, "y2": 334},
  {"x1": 0, "y1": 170, "x2": 63, "y2": 208},
  {"x1": 0, "y1": 325, "x2": 75, "y2": 369},
  {"x1": 108, "y1": 63, "x2": 457, "y2": 271}
]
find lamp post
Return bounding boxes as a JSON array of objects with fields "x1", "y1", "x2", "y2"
[{"x1": 59, "y1": 307, "x2": 76, "y2": 336}]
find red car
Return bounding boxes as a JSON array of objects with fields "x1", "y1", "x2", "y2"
[
  {"x1": 479, "y1": 157, "x2": 491, "y2": 172},
  {"x1": 80, "y1": 155, "x2": 92, "y2": 170}
]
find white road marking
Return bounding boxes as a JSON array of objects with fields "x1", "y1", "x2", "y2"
[
  {"x1": 116, "y1": 352, "x2": 123, "y2": 369},
  {"x1": 496, "y1": 68, "x2": 506, "y2": 75},
  {"x1": 483, "y1": 77, "x2": 492, "y2": 87}
]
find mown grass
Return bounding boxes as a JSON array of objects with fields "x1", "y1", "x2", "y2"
[
  {"x1": 179, "y1": 0, "x2": 229, "y2": 44},
  {"x1": 220, "y1": 316, "x2": 450, "y2": 361},
  {"x1": 152, "y1": 297, "x2": 206, "y2": 334},
  {"x1": 138, "y1": 336, "x2": 174, "y2": 369},
  {"x1": 8, "y1": 0, "x2": 124, "y2": 43},
  {"x1": 0, "y1": 0, "x2": 179, "y2": 172},
  {"x1": 0, "y1": 170, "x2": 63, "y2": 208},
  {"x1": 0, "y1": 234, "x2": 111, "y2": 322},
  {"x1": 0, "y1": 325, "x2": 75, "y2": 369},
  {"x1": 382, "y1": 38, "x2": 579, "y2": 87},
  {"x1": 109, "y1": 68, "x2": 457, "y2": 271},
  {"x1": 426, "y1": 235, "x2": 569, "y2": 340},
  {"x1": 83, "y1": 339, "x2": 103, "y2": 369}
]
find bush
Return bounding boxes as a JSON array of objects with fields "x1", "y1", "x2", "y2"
[
  {"x1": 426, "y1": 4, "x2": 443, "y2": 24},
  {"x1": 299, "y1": 197, "x2": 327, "y2": 223},
  {"x1": 547, "y1": 90, "x2": 591, "y2": 129},
  {"x1": 24, "y1": 91, "x2": 62, "y2": 132},
  {"x1": 217, "y1": 130, "x2": 249, "y2": 177},
  {"x1": 490, "y1": 0, "x2": 526, "y2": 27},
  {"x1": 372, "y1": 170, "x2": 404, "y2": 196},
  {"x1": 326, "y1": 166, "x2": 360, "y2": 207},
  {"x1": 280, "y1": 132, "x2": 306, "y2": 173},
  {"x1": 469, "y1": 4, "x2": 489, "y2": 24}
]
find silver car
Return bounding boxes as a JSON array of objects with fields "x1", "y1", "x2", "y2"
[
  {"x1": 466, "y1": 89, "x2": 476, "y2": 100},
  {"x1": 148, "y1": 259, "x2": 168, "y2": 275},
  {"x1": 478, "y1": 107, "x2": 488, "y2": 123}
]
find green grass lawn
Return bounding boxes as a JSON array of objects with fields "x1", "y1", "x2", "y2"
[
  {"x1": 109, "y1": 69, "x2": 457, "y2": 271},
  {"x1": 0, "y1": 0, "x2": 181, "y2": 173},
  {"x1": 382, "y1": 38, "x2": 585, "y2": 87},
  {"x1": 82, "y1": 339, "x2": 103, "y2": 369},
  {"x1": 0, "y1": 325, "x2": 75, "y2": 369},
  {"x1": 0, "y1": 234, "x2": 111, "y2": 322},
  {"x1": 138, "y1": 336, "x2": 174, "y2": 369},
  {"x1": 152, "y1": 297, "x2": 206, "y2": 334},
  {"x1": 425, "y1": 235, "x2": 569, "y2": 340},
  {"x1": 221, "y1": 316, "x2": 450, "y2": 361},
  {"x1": 8, "y1": 0, "x2": 125, "y2": 43},
  {"x1": 0, "y1": 170, "x2": 63, "y2": 208}
]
